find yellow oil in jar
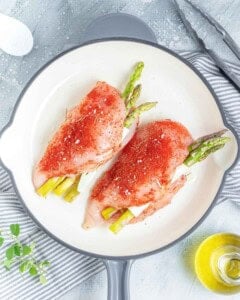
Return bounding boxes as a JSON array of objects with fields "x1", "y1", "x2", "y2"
[{"x1": 195, "y1": 233, "x2": 240, "y2": 294}]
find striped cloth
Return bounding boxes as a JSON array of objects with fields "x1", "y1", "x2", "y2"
[{"x1": 0, "y1": 52, "x2": 239, "y2": 300}]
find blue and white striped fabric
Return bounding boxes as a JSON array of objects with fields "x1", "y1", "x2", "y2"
[
  {"x1": 182, "y1": 52, "x2": 240, "y2": 204},
  {"x1": 0, "y1": 52, "x2": 239, "y2": 300},
  {"x1": 0, "y1": 173, "x2": 105, "y2": 300}
]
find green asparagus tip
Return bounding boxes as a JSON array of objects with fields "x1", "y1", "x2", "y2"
[
  {"x1": 188, "y1": 129, "x2": 228, "y2": 152},
  {"x1": 126, "y1": 84, "x2": 142, "y2": 109},
  {"x1": 124, "y1": 101, "x2": 157, "y2": 128},
  {"x1": 122, "y1": 62, "x2": 144, "y2": 100},
  {"x1": 184, "y1": 136, "x2": 230, "y2": 167}
]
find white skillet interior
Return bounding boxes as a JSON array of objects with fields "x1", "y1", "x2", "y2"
[{"x1": 0, "y1": 40, "x2": 238, "y2": 257}]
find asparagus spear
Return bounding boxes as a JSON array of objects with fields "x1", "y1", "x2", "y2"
[
  {"x1": 122, "y1": 62, "x2": 144, "y2": 101},
  {"x1": 188, "y1": 129, "x2": 227, "y2": 151},
  {"x1": 109, "y1": 209, "x2": 134, "y2": 234},
  {"x1": 64, "y1": 175, "x2": 81, "y2": 202},
  {"x1": 197, "y1": 144, "x2": 225, "y2": 162},
  {"x1": 36, "y1": 177, "x2": 65, "y2": 197},
  {"x1": 126, "y1": 84, "x2": 141, "y2": 109},
  {"x1": 101, "y1": 207, "x2": 118, "y2": 220},
  {"x1": 184, "y1": 136, "x2": 230, "y2": 167},
  {"x1": 53, "y1": 177, "x2": 76, "y2": 196},
  {"x1": 124, "y1": 102, "x2": 157, "y2": 128}
]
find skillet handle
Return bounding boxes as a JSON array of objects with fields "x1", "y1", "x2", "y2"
[
  {"x1": 81, "y1": 13, "x2": 157, "y2": 44},
  {"x1": 104, "y1": 259, "x2": 133, "y2": 300}
]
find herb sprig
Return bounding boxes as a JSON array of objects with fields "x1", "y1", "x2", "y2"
[{"x1": 0, "y1": 224, "x2": 50, "y2": 284}]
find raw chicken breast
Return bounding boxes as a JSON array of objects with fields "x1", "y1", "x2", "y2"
[
  {"x1": 84, "y1": 120, "x2": 193, "y2": 228},
  {"x1": 33, "y1": 81, "x2": 126, "y2": 188}
]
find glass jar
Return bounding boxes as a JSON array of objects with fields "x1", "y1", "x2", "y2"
[{"x1": 195, "y1": 233, "x2": 240, "y2": 294}]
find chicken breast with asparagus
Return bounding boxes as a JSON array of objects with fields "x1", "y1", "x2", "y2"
[
  {"x1": 34, "y1": 62, "x2": 157, "y2": 201},
  {"x1": 83, "y1": 121, "x2": 229, "y2": 233},
  {"x1": 33, "y1": 81, "x2": 126, "y2": 188}
]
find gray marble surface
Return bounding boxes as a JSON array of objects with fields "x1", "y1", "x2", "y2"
[
  {"x1": 0, "y1": 1, "x2": 240, "y2": 299},
  {"x1": 1, "y1": 0, "x2": 240, "y2": 132}
]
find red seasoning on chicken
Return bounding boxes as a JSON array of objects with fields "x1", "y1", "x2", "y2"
[
  {"x1": 84, "y1": 120, "x2": 193, "y2": 228},
  {"x1": 33, "y1": 81, "x2": 126, "y2": 188}
]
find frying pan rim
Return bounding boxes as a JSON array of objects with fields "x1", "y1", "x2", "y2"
[{"x1": 0, "y1": 37, "x2": 239, "y2": 260}]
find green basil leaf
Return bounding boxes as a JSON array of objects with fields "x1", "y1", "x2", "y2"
[
  {"x1": 39, "y1": 274, "x2": 47, "y2": 285},
  {"x1": 41, "y1": 261, "x2": 50, "y2": 268},
  {"x1": 14, "y1": 244, "x2": 21, "y2": 256},
  {"x1": 6, "y1": 246, "x2": 14, "y2": 260},
  {"x1": 10, "y1": 224, "x2": 20, "y2": 237},
  {"x1": 0, "y1": 236, "x2": 4, "y2": 247},
  {"x1": 4, "y1": 259, "x2": 12, "y2": 270},
  {"x1": 19, "y1": 261, "x2": 31, "y2": 273},
  {"x1": 22, "y1": 245, "x2": 32, "y2": 256},
  {"x1": 29, "y1": 266, "x2": 38, "y2": 276},
  {"x1": 30, "y1": 242, "x2": 36, "y2": 252}
]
